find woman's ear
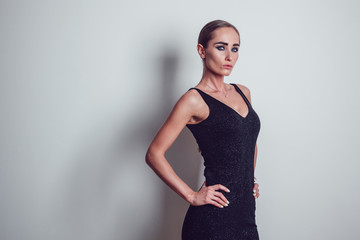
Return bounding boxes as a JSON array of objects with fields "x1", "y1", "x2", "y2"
[{"x1": 197, "y1": 43, "x2": 206, "y2": 59}]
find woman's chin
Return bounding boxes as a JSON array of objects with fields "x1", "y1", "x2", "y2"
[
  {"x1": 210, "y1": 68, "x2": 233, "y2": 77},
  {"x1": 223, "y1": 70, "x2": 232, "y2": 76}
]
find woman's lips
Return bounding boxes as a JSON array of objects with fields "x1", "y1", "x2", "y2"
[{"x1": 223, "y1": 65, "x2": 233, "y2": 69}]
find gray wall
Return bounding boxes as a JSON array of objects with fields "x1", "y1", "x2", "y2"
[{"x1": 1, "y1": 0, "x2": 360, "y2": 239}]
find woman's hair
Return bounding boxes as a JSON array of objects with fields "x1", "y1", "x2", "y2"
[{"x1": 198, "y1": 20, "x2": 240, "y2": 48}]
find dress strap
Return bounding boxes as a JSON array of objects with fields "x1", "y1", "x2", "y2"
[
  {"x1": 230, "y1": 83, "x2": 252, "y2": 108},
  {"x1": 188, "y1": 87, "x2": 210, "y2": 103},
  {"x1": 187, "y1": 87, "x2": 217, "y2": 111}
]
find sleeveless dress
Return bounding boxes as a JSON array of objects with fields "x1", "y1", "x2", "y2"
[{"x1": 181, "y1": 83, "x2": 261, "y2": 240}]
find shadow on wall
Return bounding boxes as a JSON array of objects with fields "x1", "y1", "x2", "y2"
[
  {"x1": 139, "y1": 47, "x2": 202, "y2": 240},
  {"x1": 146, "y1": 49, "x2": 201, "y2": 240},
  {"x1": 56, "y1": 46, "x2": 201, "y2": 240}
]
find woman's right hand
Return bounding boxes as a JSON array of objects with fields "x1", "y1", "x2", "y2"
[{"x1": 189, "y1": 181, "x2": 230, "y2": 209}]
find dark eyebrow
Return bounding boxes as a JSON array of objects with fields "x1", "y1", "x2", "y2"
[
  {"x1": 214, "y1": 41, "x2": 228, "y2": 45},
  {"x1": 214, "y1": 41, "x2": 240, "y2": 47}
]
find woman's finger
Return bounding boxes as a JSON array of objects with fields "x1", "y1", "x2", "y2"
[
  {"x1": 213, "y1": 191, "x2": 229, "y2": 205},
  {"x1": 253, "y1": 186, "x2": 259, "y2": 198},
  {"x1": 203, "y1": 188, "x2": 228, "y2": 207},
  {"x1": 209, "y1": 199, "x2": 226, "y2": 209},
  {"x1": 253, "y1": 182, "x2": 259, "y2": 199},
  {"x1": 210, "y1": 184, "x2": 230, "y2": 193},
  {"x1": 253, "y1": 188, "x2": 260, "y2": 198},
  {"x1": 210, "y1": 194, "x2": 228, "y2": 207}
]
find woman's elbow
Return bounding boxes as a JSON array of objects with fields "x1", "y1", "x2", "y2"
[
  {"x1": 145, "y1": 148, "x2": 153, "y2": 166},
  {"x1": 145, "y1": 147, "x2": 160, "y2": 166}
]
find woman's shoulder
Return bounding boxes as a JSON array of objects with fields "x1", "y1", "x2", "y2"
[
  {"x1": 169, "y1": 88, "x2": 208, "y2": 123},
  {"x1": 232, "y1": 83, "x2": 252, "y2": 103},
  {"x1": 177, "y1": 87, "x2": 205, "y2": 109},
  {"x1": 232, "y1": 82, "x2": 250, "y2": 93}
]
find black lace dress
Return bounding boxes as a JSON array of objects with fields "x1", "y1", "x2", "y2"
[{"x1": 182, "y1": 83, "x2": 261, "y2": 240}]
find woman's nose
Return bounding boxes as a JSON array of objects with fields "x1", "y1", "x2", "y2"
[
  {"x1": 225, "y1": 51, "x2": 232, "y2": 61},
  {"x1": 225, "y1": 50, "x2": 232, "y2": 62}
]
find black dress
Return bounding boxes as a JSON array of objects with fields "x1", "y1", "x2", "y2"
[{"x1": 182, "y1": 83, "x2": 261, "y2": 240}]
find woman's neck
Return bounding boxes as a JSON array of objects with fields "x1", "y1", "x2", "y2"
[{"x1": 198, "y1": 70, "x2": 226, "y2": 92}]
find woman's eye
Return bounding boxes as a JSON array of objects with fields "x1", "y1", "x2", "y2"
[
  {"x1": 216, "y1": 46, "x2": 225, "y2": 51},
  {"x1": 232, "y1": 47, "x2": 239, "y2": 52}
]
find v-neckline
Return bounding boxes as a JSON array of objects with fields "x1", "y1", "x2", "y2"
[{"x1": 193, "y1": 83, "x2": 251, "y2": 119}]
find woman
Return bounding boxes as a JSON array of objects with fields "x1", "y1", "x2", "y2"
[{"x1": 145, "y1": 20, "x2": 261, "y2": 240}]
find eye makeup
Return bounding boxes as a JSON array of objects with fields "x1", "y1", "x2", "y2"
[{"x1": 214, "y1": 42, "x2": 240, "y2": 52}]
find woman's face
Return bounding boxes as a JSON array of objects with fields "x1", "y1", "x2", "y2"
[{"x1": 198, "y1": 27, "x2": 240, "y2": 76}]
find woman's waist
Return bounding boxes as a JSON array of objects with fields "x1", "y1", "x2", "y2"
[
  {"x1": 205, "y1": 177, "x2": 254, "y2": 201},
  {"x1": 204, "y1": 167, "x2": 254, "y2": 185}
]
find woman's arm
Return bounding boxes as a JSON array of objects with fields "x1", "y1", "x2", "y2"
[{"x1": 145, "y1": 91, "x2": 230, "y2": 208}]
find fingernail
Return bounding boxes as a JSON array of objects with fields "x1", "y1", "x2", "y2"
[
  {"x1": 220, "y1": 205, "x2": 224, "y2": 208},
  {"x1": 253, "y1": 190, "x2": 256, "y2": 193},
  {"x1": 227, "y1": 189, "x2": 230, "y2": 192},
  {"x1": 227, "y1": 200, "x2": 230, "y2": 204},
  {"x1": 224, "y1": 203, "x2": 228, "y2": 207}
]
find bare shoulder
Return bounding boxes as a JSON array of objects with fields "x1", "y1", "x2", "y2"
[
  {"x1": 175, "y1": 88, "x2": 208, "y2": 124},
  {"x1": 234, "y1": 83, "x2": 252, "y2": 103},
  {"x1": 234, "y1": 83, "x2": 251, "y2": 95},
  {"x1": 176, "y1": 88, "x2": 203, "y2": 109}
]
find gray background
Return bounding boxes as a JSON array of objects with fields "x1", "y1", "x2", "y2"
[{"x1": 1, "y1": 0, "x2": 360, "y2": 239}]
